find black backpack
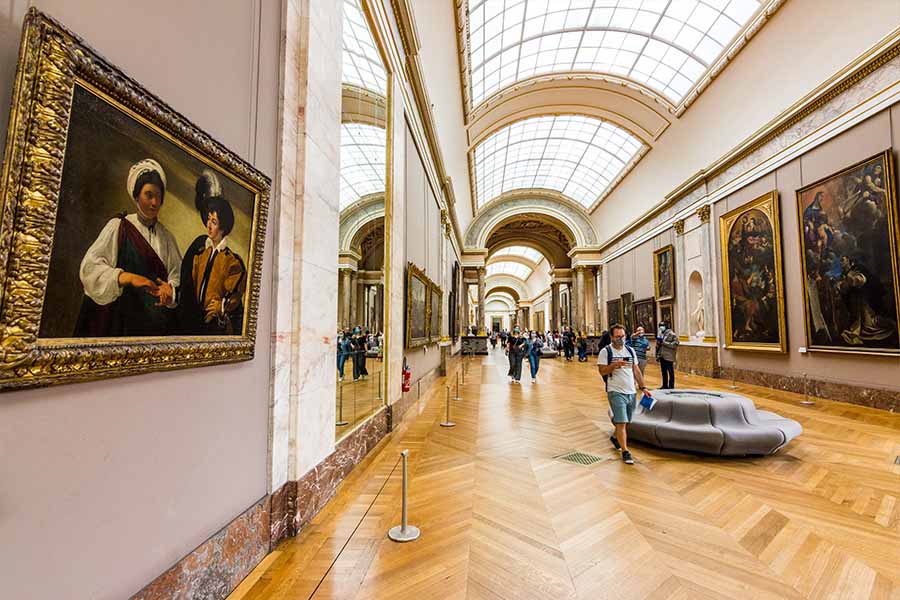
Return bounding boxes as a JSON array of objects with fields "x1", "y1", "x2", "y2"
[{"x1": 601, "y1": 344, "x2": 636, "y2": 389}]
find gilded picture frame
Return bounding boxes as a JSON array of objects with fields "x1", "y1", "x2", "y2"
[
  {"x1": 795, "y1": 150, "x2": 900, "y2": 355},
  {"x1": 428, "y1": 282, "x2": 442, "y2": 343},
  {"x1": 406, "y1": 262, "x2": 429, "y2": 348},
  {"x1": 653, "y1": 244, "x2": 675, "y2": 301},
  {"x1": 720, "y1": 191, "x2": 787, "y2": 352},
  {"x1": 620, "y1": 292, "x2": 634, "y2": 333},
  {"x1": 0, "y1": 10, "x2": 270, "y2": 391},
  {"x1": 659, "y1": 301, "x2": 675, "y2": 332},
  {"x1": 606, "y1": 298, "x2": 623, "y2": 330}
]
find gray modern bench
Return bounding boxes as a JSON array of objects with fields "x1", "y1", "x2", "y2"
[{"x1": 611, "y1": 389, "x2": 802, "y2": 456}]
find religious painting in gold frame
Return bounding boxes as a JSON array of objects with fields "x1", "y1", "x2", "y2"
[
  {"x1": 406, "y1": 262, "x2": 428, "y2": 348},
  {"x1": 428, "y1": 282, "x2": 442, "y2": 343},
  {"x1": 0, "y1": 10, "x2": 270, "y2": 391},
  {"x1": 632, "y1": 297, "x2": 656, "y2": 336},
  {"x1": 653, "y1": 244, "x2": 675, "y2": 301},
  {"x1": 720, "y1": 191, "x2": 787, "y2": 352},
  {"x1": 795, "y1": 150, "x2": 900, "y2": 355}
]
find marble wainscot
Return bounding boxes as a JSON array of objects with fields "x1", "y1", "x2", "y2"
[
  {"x1": 726, "y1": 367, "x2": 900, "y2": 412},
  {"x1": 131, "y1": 499, "x2": 270, "y2": 600},
  {"x1": 295, "y1": 407, "x2": 389, "y2": 530},
  {"x1": 389, "y1": 363, "x2": 443, "y2": 429},
  {"x1": 461, "y1": 335, "x2": 488, "y2": 355}
]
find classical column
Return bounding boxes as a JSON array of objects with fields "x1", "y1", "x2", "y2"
[
  {"x1": 673, "y1": 219, "x2": 687, "y2": 335},
  {"x1": 477, "y1": 267, "x2": 486, "y2": 334},
  {"x1": 340, "y1": 268, "x2": 352, "y2": 329},
  {"x1": 349, "y1": 270, "x2": 358, "y2": 328},
  {"x1": 551, "y1": 281, "x2": 561, "y2": 331},
  {"x1": 375, "y1": 284, "x2": 384, "y2": 333},
  {"x1": 461, "y1": 283, "x2": 469, "y2": 334},
  {"x1": 574, "y1": 266, "x2": 586, "y2": 332},
  {"x1": 592, "y1": 266, "x2": 601, "y2": 331}
]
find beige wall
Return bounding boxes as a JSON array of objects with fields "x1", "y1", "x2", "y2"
[
  {"x1": 591, "y1": 0, "x2": 900, "y2": 242},
  {"x1": 714, "y1": 107, "x2": 900, "y2": 391},
  {"x1": 0, "y1": 1, "x2": 279, "y2": 598}
]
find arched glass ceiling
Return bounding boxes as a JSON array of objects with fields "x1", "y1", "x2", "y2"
[
  {"x1": 474, "y1": 115, "x2": 643, "y2": 208},
  {"x1": 340, "y1": 123, "x2": 386, "y2": 209},
  {"x1": 486, "y1": 291, "x2": 517, "y2": 304},
  {"x1": 492, "y1": 246, "x2": 544, "y2": 263},
  {"x1": 342, "y1": 0, "x2": 387, "y2": 95},
  {"x1": 487, "y1": 261, "x2": 533, "y2": 280},
  {"x1": 467, "y1": 0, "x2": 761, "y2": 106}
]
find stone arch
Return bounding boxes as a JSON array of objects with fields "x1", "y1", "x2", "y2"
[
  {"x1": 339, "y1": 194, "x2": 384, "y2": 252},
  {"x1": 465, "y1": 189, "x2": 599, "y2": 249},
  {"x1": 485, "y1": 285, "x2": 520, "y2": 304}
]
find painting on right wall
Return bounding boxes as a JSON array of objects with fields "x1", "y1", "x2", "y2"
[
  {"x1": 796, "y1": 149, "x2": 900, "y2": 354},
  {"x1": 720, "y1": 190, "x2": 787, "y2": 352}
]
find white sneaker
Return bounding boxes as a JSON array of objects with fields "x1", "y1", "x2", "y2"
[{"x1": 532, "y1": 378, "x2": 537, "y2": 383}]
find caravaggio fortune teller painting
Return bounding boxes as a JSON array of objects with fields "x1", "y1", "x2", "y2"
[{"x1": 0, "y1": 10, "x2": 269, "y2": 390}]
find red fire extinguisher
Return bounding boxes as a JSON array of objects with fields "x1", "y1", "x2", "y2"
[{"x1": 402, "y1": 363, "x2": 411, "y2": 393}]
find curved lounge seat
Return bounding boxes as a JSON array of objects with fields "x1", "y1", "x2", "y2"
[{"x1": 609, "y1": 389, "x2": 802, "y2": 456}]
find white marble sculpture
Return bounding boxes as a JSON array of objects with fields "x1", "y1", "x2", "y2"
[{"x1": 692, "y1": 291, "x2": 705, "y2": 339}]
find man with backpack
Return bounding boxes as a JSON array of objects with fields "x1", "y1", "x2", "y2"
[{"x1": 597, "y1": 323, "x2": 651, "y2": 465}]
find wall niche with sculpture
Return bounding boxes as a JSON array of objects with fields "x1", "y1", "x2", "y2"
[{"x1": 334, "y1": 0, "x2": 390, "y2": 437}]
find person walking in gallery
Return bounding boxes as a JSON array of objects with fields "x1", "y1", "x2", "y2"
[
  {"x1": 658, "y1": 324, "x2": 680, "y2": 389},
  {"x1": 506, "y1": 328, "x2": 518, "y2": 382},
  {"x1": 598, "y1": 328, "x2": 611, "y2": 351},
  {"x1": 350, "y1": 327, "x2": 365, "y2": 381},
  {"x1": 358, "y1": 329, "x2": 370, "y2": 379},
  {"x1": 564, "y1": 326, "x2": 577, "y2": 361},
  {"x1": 183, "y1": 170, "x2": 247, "y2": 335},
  {"x1": 528, "y1": 331, "x2": 543, "y2": 383},
  {"x1": 656, "y1": 320, "x2": 666, "y2": 360},
  {"x1": 597, "y1": 323, "x2": 651, "y2": 465},
  {"x1": 512, "y1": 327, "x2": 527, "y2": 383},
  {"x1": 489, "y1": 330, "x2": 497, "y2": 349},
  {"x1": 627, "y1": 326, "x2": 650, "y2": 375},
  {"x1": 577, "y1": 331, "x2": 588, "y2": 362},
  {"x1": 76, "y1": 159, "x2": 182, "y2": 336},
  {"x1": 337, "y1": 328, "x2": 352, "y2": 382}
]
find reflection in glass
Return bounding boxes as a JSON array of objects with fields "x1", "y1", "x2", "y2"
[{"x1": 336, "y1": 0, "x2": 388, "y2": 439}]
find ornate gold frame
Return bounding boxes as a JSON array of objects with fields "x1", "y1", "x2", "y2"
[
  {"x1": 720, "y1": 190, "x2": 787, "y2": 353},
  {"x1": 405, "y1": 262, "x2": 429, "y2": 348},
  {"x1": 0, "y1": 10, "x2": 270, "y2": 391},
  {"x1": 653, "y1": 244, "x2": 675, "y2": 301},
  {"x1": 795, "y1": 149, "x2": 900, "y2": 355},
  {"x1": 632, "y1": 297, "x2": 656, "y2": 335},
  {"x1": 428, "y1": 282, "x2": 443, "y2": 343},
  {"x1": 659, "y1": 301, "x2": 675, "y2": 332}
]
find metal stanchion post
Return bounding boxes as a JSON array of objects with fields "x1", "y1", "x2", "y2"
[
  {"x1": 376, "y1": 371, "x2": 382, "y2": 402},
  {"x1": 417, "y1": 379, "x2": 421, "y2": 400},
  {"x1": 440, "y1": 385, "x2": 456, "y2": 427},
  {"x1": 730, "y1": 366, "x2": 738, "y2": 389},
  {"x1": 452, "y1": 370, "x2": 463, "y2": 401},
  {"x1": 336, "y1": 383, "x2": 349, "y2": 426},
  {"x1": 800, "y1": 372, "x2": 815, "y2": 406},
  {"x1": 388, "y1": 450, "x2": 420, "y2": 542}
]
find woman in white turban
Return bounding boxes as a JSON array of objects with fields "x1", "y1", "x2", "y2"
[{"x1": 74, "y1": 158, "x2": 183, "y2": 336}]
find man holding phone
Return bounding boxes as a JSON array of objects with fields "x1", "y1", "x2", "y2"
[{"x1": 597, "y1": 323, "x2": 651, "y2": 465}]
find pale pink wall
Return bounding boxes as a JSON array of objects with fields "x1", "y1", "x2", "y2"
[
  {"x1": 0, "y1": 1, "x2": 278, "y2": 598},
  {"x1": 714, "y1": 109, "x2": 900, "y2": 390}
]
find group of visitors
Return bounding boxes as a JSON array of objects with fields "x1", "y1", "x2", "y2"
[
  {"x1": 487, "y1": 319, "x2": 680, "y2": 467},
  {"x1": 336, "y1": 328, "x2": 382, "y2": 382},
  {"x1": 502, "y1": 327, "x2": 546, "y2": 383}
]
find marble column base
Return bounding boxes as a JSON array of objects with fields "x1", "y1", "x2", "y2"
[
  {"x1": 461, "y1": 336, "x2": 488, "y2": 355},
  {"x1": 673, "y1": 344, "x2": 719, "y2": 378},
  {"x1": 389, "y1": 364, "x2": 441, "y2": 429}
]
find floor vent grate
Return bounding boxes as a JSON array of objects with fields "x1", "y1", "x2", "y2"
[{"x1": 555, "y1": 451, "x2": 607, "y2": 466}]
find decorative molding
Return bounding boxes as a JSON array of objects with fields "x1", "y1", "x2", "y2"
[
  {"x1": 673, "y1": 219, "x2": 685, "y2": 235},
  {"x1": 599, "y1": 26, "x2": 900, "y2": 263}
]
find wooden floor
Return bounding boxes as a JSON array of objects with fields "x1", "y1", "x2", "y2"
[{"x1": 233, "y1": 349, "x2": 900, "y2": 600}]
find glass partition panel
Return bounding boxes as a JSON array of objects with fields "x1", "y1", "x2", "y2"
[{"x1": 336, "y1": 0, "x2": 389, "y2": 439}]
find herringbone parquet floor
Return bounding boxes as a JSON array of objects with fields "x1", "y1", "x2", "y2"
[{"x1": 231, "y1": 348, "x2": 900, "y2": 600}]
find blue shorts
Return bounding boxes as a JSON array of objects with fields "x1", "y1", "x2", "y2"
[{"x1": 608, "y1": 392, "x2": 636, "y2": 424}]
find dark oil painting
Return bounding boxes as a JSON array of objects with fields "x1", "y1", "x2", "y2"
[
  {"x1": 720, "y1": 191, "x2": 786, "y2": 352},
  {"x1": 659, "y1": 302, "x2": 674, "y2": 332},
  {"x1": 607, "y1": 298, "x2": 622, "y2": 330},
  {"x1": 40, "y1": 83, "x2": 257, "y2": 339},
  {"x1": 633, "y1": 297, "x2": 656, "y2": 335},
  {"x1": 654, "y1": 245, "x2": 675, "y2": 301},
  {"x1": 796, "y1": 150, "x2": 900, "y2": 354}
]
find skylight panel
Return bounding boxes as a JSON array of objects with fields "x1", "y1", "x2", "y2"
[
  {"x1": 473, "y1": 115, "x2": 644, "y2": 208},
  {"x1": 493, "y1": 246, "x2": 543, "y2": 262},
  {"x1": 467, "y1": 0, "x2": 762, "y2": 106},
  {"x1": 486, "y1": 262, "x2": 533, "y2": 280},
  {"x1": 342, "y1": 0, "x2": 386, "y2": 95},
  {"x1": 340, "y1": 123, "x2": 386, "y2": 209}
]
